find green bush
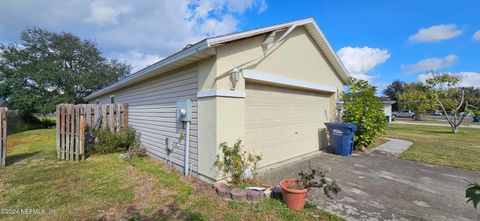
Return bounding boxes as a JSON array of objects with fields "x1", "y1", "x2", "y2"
[
  {"x1": 92, "y1": 127, "x2": 140, "y2": 154},
  {"x1": 472, "y1": 109, "x2": 480, "y2": 117},
  {"x1": 342, "y1": 78, "x2": 388, "y2": 149},
  {"x1": 7, "y1": 111, "x2": 55, "y2": 134},
  {"x1": 214, "y1": 139, "x2": 262, "y2": 185}
]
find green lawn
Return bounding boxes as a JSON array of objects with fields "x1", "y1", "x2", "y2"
[
  {"x1": 384, "y1": 124, "x2": 480, "y2": 171},
  {"x1": 395, "y1": 118, "x2": 478, "y2": 126},
  {"x1": 0, "y1": 129, "x2": 342, "y2": 221}
]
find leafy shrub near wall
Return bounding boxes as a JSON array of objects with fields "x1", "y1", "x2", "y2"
[
  {"x1": 342, "y1": 78, "x2": 387, "y2": 149},
  {"x1": 92, "y1": 127, "x2": 140, "y2": 154},
  {"x1": 214, "y1": 139, "x2": 262, "y2": 186}
]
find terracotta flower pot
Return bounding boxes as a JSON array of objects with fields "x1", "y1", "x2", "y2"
[{"x1": 280, "y1": 179, "x2": 308, "y2": 211}]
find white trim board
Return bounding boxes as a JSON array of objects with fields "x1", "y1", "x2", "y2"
[
  {"x1": 197, "y1": 90, "x2": 246, "y2": 98},
  {"x1": 242, "y1": 69, "x2": 337, "y2": 93}
]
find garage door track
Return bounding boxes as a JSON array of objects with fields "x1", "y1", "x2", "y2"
[{"x1": 260, "y1": 150, "x2": 480, "y2": 221}]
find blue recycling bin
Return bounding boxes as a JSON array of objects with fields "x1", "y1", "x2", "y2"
[
  {"x1": 474, "y1": 116, "x2": 480, "y2": 123},
  {"x1": 324, "y1": 123, "x2": 358, "y2": 156}
]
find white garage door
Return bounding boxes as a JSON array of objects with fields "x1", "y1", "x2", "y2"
[{"x1": 245, "y1": 83, "x2": 331, "y2": 167}]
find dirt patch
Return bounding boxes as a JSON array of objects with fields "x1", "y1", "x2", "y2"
[{"x1": 96, "y1": 166, "x2": 177, "y2": 221}]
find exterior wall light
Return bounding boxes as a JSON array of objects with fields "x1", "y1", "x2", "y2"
[{"x1": 230, "y1": 67, "x2": 240, "y2": 90}]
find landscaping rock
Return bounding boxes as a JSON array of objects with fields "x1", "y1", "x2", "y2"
[
  {"x1": 230, "y1": 188, "x2": 248, "y2": 201},
  {"x1": 216, "y1": 186, "x2": 231, "y2": 199},
  {"x1": 263, "y1": 188, "x2": 272, "y2": 198},
  {"x1": 213, "y1": 182, "x2": 226, "y2": 190},
  {"x1": 271, "y1": 185, "x2": 283, "y2": 199},
  {"x1": 247, "y1": 190, "x2": 265, "y2": 201}
]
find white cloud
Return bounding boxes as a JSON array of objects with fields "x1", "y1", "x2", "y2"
[
  {"x1": 409, "y1": 24, "x2": 462, "y2": 43},
  {"x1": 401, "y1": 55, "x2": 458, "y2": 74},
  {"x1": 85, "y1": 0, "x2": 131, "y2": 26},
  {"x1": 417, "y1": 72, "x2": 480, "y2": 88},
  {"x1": 336, "y1": 46, "x2": 390, "y2": 81},
  {"x1": 109, "y1": 50, "x2": 163, "y2": 72},
  {"x1": 0, "y1": 0, "x2": 267, "y2": 72},
  {"x1": 473, "y1": 31, "x2": 480, "y2": 41}
]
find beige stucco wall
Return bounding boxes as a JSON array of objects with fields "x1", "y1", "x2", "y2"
[{"x1": 196, "y1": 26, "x2": 345, "y2": 181}]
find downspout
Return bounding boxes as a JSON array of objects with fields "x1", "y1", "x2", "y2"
[{"x1": 184, "y1": 120, "x2": 190, "y2": 176}]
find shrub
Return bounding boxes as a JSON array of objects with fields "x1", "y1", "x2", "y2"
[
  {"x1": 214, "y1": 140, "x2": 262, "y2": 185},
  {"x1": 7, "y1": 111, "x2": 55, "y2": 134},
  {"x1": 92, "y1": 127, "x2": 140, "y2": 154},
  {"x1": 128, "y1": 146, "x2": 147, "y2": 157},
  {"x1": 342, "y1": 78, "x2": 388, "y2": 149}
]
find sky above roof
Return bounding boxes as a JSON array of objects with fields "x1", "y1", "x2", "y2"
[{"x1": 1, "y1": 0, "x2": 478, "y2": 93}]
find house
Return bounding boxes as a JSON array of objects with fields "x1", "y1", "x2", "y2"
[{"x1": 85, "y1": 18, "x2": 350, "y2": 182}]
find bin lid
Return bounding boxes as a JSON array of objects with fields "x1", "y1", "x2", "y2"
[{"x1": 325, "y1": 122, "x2": 358, "y2": 131}]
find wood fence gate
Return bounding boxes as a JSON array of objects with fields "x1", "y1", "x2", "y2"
[
  {"x1": 0, "y1": 108, "x2": 7, "y2": 167},
  {"x1": 56, "y1": 104, "x2": 128, "y2": 161}
]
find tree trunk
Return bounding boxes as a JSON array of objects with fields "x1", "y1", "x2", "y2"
[{"x1": 451, "y1": 125, "x2": 459, "y2": 133}]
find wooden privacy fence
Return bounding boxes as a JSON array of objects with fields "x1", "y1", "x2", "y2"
[
  {"x1": 0, "y1": 108, "x2": 7, "y2": 167},
  {"x1": 56, "y1": 104, "x2": 128, "y2": 161}
]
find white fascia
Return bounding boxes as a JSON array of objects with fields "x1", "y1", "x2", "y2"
[
  {"x1": 243, "y1": 69, "x2": 337, "y2": 93},
  {"x1": 197, "y1": 90, "x2": 246, "y2": 98}
]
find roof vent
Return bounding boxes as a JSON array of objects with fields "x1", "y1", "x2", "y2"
[{"x1": 183, "y1": 44, "x2": 193, "y2": 50}]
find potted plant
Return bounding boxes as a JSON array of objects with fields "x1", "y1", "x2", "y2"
[{"x1": 280, "y1": 163, "x2": 341, "y2": 211}]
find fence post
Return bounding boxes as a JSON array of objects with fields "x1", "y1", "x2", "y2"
[
  {"x1": 56, "y1": 105, "x2": 60, "y2": 159},
  {"x1": 0, "y1": 108, "x2": 6, "y2": 167},
  {"x1": 60, "y1": 105, "x2": 66, "y2": 160},
  {"x1": 79, "y1": 109, "x2": 85, "y2": 161}
]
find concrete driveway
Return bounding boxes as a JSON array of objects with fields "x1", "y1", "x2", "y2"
[{"x1": 260, "y1": 150, "x2": 480, "y2": 221}]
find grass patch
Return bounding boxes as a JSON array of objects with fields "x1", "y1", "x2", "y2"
[
  {"x1": 395, "y1": 118, "x2": 478, "y2": 126},
  {"x1": 0, "y1": 129, "x2": 342, "y2": 221},
  {"x1": 385, "y1": 124, "x2": 480, "y2": 171},
  {"x1": 5, "y1": 129, "x2": 57, "y2": 165}
]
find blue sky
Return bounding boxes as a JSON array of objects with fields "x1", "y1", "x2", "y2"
[{"x1": 1, "y1": 0, "x2": 479, "y2": 93}]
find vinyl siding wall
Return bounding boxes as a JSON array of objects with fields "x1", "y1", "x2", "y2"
[{"x1": 92, "y1": 67, "x2": 199, "y2": 174}]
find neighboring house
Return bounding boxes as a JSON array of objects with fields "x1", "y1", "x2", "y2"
[
  {"x1": 85, "y1": 18, "x2": 349, "y2": 182},
  {"x1": 379, "y1": 97, "x2": 396, "y2": 122}
]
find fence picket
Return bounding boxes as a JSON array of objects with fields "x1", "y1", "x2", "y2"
[
  {"x1": 65, "y1": 105, "x2": 70, "y2": 160},
  {"x1": 69, "y1": 105, "x2": 74, "y2": 161},
  {"x1": 109, "y1": 104, "x2": 115, "y2": 132}
]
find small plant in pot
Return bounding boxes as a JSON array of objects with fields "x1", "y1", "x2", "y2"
[{"x1": 280, "y1": 163, "x2": 341, "y2": 211}]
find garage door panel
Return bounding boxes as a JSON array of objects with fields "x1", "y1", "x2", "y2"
[{"x1": 245, "y1": 83, "x2": 331, "y2": 167}]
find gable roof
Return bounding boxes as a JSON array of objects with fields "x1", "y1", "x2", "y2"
[{"x1": 85, "y1": 18, "x2": 350, "y2": 100}]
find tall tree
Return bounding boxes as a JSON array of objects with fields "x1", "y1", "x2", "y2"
[
  {"x1": 463, "y1": 87, "x2": 480, "y2": 110},
  {"x1": 425, "y1": 73, "x2": 472, "y2": 133},
  {"x1": 382, "y1": 80, "x2": 405, "y2": 111},
  {"x1": 0, "y1": 28, "x2": 131, "y2": 114},
  {"x1": 397, "y1": 82, "x2": 436, "y2": 120}
]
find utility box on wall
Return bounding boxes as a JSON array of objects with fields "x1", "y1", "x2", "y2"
[{"x1": 176, "y1": 100, "x2": 192, "y2": 122}]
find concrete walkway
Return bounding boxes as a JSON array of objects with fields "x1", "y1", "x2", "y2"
[
  {"x1": 392, "y1": 121, "x2": 480, "y2": 129},
  {"x1": 374, "y1": 138, "x2": 413, "y2": 156},
  {"x1": 260, "y1": 151, "x2": 480, "y2": 221}
]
